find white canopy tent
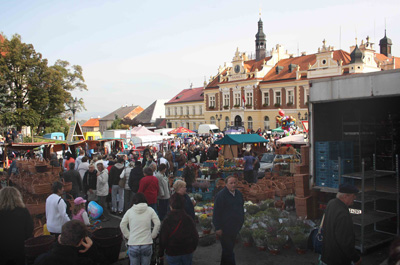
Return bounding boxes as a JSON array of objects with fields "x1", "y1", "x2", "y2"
[{"x1": 276, "y1": 134, "x2": 307, "y2": 145}]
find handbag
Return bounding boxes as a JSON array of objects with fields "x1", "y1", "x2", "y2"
[
  {"x1": 119, "y1": 176, "x2": 127, "y2": 188},
  {"x1": 309, "y1": 214, "x2": 324, "y2": 254}
]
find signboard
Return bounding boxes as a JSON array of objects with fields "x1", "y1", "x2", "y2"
[
  {"x1": 301, "y1": 121, "x2": 309, "y2": 133},
  {"x1": 66, "y1": 121, "x2": 84, "y2": 142}
]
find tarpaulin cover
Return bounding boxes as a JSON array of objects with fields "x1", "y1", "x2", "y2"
[{"x1": 214, "y1": 134, "x2": 268, "y2": 145}]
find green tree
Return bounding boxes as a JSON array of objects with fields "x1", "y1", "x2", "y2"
[{"x1": 0, "y1": 34, "x2": 87, "y2": 133}]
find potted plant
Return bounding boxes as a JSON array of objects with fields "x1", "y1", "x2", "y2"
[
  {"x1": 199, "y1": 214, "x2": 212, "y2": 234},
  {"x1": 233, "y1": 104, "x2": 240, "y2": 108},
  {"x1": 245, "y1": 104, "x2": 252, "y2": 108},
  {"x1": 259, "y1": 199, "x2": 275, "y2": 211},
  {"x1": 223, "y1": 105, "x2": 229, "y2": 109},
  {"x1": 274, "y1": 103, "x2": 281, "y2": 108},
  {"x1": 287, "y1": 102, "x2": 293, "y2": 106},
  {"x1": 209, "y1": 106, "x2": 215, "y2": 110},
  {"x1": 262, "y1": 103, "x2": 269, "y2": 107},
  {"x1": 239, "y1": 227, "x2": 253, "y2": 247},
  {"x1": 252, "y1": 228, "x2": 267, "y2": 251},
  {"x1": 266, "y1": 234, "x2": 287, "y2": 255}
]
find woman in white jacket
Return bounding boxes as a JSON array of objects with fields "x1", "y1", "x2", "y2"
[
  {"x1": 96, "y1": 163, "x2": 109, "y2": 221},
  {"x1": 120, "y1": 192, "x2": 160, "y2": 265}
]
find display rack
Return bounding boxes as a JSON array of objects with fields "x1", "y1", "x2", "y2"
[{"x1": 341, "y1": 155, "x2": 399, "y2": 253}]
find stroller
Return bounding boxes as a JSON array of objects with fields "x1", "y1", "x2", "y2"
[{"x1": 151, "y1": 236, "x2": 163, "y2": 265}]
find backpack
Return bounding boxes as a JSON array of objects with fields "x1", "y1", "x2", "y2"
[{"x1": 58, "y1": 197, "x2": 72, "y2": 218}]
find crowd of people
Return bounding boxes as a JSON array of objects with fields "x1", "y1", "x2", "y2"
[{"x1": 1, "y1": 134, "x2": 400, "y2": 265}]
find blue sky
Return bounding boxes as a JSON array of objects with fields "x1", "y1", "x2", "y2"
[{"x1": 1, "y1": 0, "x2": 399, "y2": 120}]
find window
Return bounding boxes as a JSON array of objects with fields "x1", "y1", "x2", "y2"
[
  {"x1": 247, "y1": 116, "x2": 253, "y2": 130},
  {"x1": 225, "y1": 117, "x2": 230, "y2": 128},
  {"x1": 180, "y1": 107, "x2": 183, "y2": 115},
  {"x1": 234, "y1": 93, "x2": 240, "y2": 106},
  {"x1": 263, "y1": 92, "x2": 269, "y2": 106},
  {"x1": 199, "y1": 106, "x2": 202, "y2": 115},
  {"x1": 192, "y1": 106, "x2": 196, "y2": 115},
  {"x1": 275, "y1": 91, "x2": 281, "y2": 105},
  {"x1": 246, "y1": 92, "x2": 253, "y2": 106},
  {"x1": 224, "y1": 94, "x2": 229, "y2": 107},
  {"x1": 193, "y1": 122, "x2": 196, "y2": 130},
  {"x1": 174, "y1": 107, "x2": 177, "y2": 115},
  {"x1": 175, "y1": 122, "x2": 178, "y2": 128},
  {"x1": 186, "y1": 106, "x2": 189, "y2": 115},
  {"x1": 275, "y1": 122, "x2": 280, "y2": 128},
  {"x1": 304, "y1": 87, "x2": 309, "y2": 104},
  {"x1": 287, "y1": 90, "x2": 294, "y2": 104},
  {"x1": 209, "y1": 96, "x2": 215, "y2": 108},
  {"x1": 167, "y1": 107, "x2": 170, "y2": 116},
  {"x1": 264, "y1": 116, "x2": 270, "y2": 130},
  {"x1": 210, "y1": 116, "x2": 216, "y2": 125}
]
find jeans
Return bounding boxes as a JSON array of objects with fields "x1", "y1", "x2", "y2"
[
  {"x1": 97, "y1": 195, "x2": 109, "y2": 218},
  {"x1": 124, "y1": 189, "x2": 134, "y2": 213},
  {"x1": 166, "y1": 253, "x2": 193, "y2": 265},
  {"x1": 220, "y1": 233, "x2": 237, "y2": 265},
  {"x1": 128, "y1": 244, "x2": 152, "y2": 265},
  {"x1": 149, "y1": 203, "x2": 158, "y2": 214},
  {"x1": 111, "y1": 185, "x2": 124, "y2": 212}
]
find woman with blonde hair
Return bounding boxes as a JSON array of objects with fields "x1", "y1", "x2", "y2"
[
  {"x1": 173, "y1": 180, "x2": 195, "y2": 220},
  {"x1": 0, "y1": 187, "x2": 33, "y2": 265}
]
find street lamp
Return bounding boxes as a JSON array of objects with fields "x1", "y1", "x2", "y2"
[
  {"x1": 215, "y1": 114, "x2": 222, "y2": 128},
  {"x1": 68, "y1": 97, "x2": 79, "y2": 122}
]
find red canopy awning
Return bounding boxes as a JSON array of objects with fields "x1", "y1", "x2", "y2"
[{"x1": 167, "y1": 127, "x2": 195, "y2": 134}]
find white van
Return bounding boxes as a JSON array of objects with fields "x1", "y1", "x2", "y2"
[{"x1": 198, "y1": 124, "x2": 220, "y2": 136}]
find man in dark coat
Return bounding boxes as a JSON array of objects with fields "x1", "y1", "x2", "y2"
[
  {"x1": 62, "y1": 162, "x2": 83, "y2": 198},
  {"x1": 213, "y1": 176, "x2": 244, "y2": 265},
  {"x1": 321, "y1": 183, "x2": 361, "y2": 265},
  {"x1": 82, "y1": 164, "x2": 97, "y2": 202},
  {"x1": 128, "y1": 161, "x2": 145, "y2": 193}
]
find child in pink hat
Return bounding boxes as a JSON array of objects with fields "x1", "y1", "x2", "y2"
[{"x1": 72, "y1": 197, "x2": 90, "y2": 225}]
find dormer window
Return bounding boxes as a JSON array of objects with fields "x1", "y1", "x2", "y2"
[
  {"x1": 322, "y1": 59, "x2": 327, "y2": 65},
  {"x1": 276, "y1": 66, "x2": 284, "y2": 74},
  {"x1": 288, "y1": 64, "x2": 298, "y2": 73}
]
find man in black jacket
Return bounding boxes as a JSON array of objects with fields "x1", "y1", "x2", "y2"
[
  {"x1": 62, "y1": 162, "x2": 83, "y2": 198},
  {"x1": 213, "y1": 176, "x2": 244, "y2": 265},
  {"x1": 321, "y1": 183, "x2": 361, "y2": 265},
  {"x1": 128, "y1": 161, "x2": 145, "y2": 193}
]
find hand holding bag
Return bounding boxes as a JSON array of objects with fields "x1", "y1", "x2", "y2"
[{"x1": 309, "y1": 214, "x2": 324, "y2": 254}]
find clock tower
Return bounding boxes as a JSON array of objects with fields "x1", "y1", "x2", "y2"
[{"x1": 255, "y1": 18, "x2": 266, "y2": 61}]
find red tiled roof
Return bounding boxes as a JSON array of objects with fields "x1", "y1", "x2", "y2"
[
  {"x1": 82, "y1": 118, "x2": 100, "y2": 127},
  {"x1": 166, "y1": 86, "x2": 204, "y2": 104},
  {"x1": 374, "y1": 53, "x2": 400, "y2": 69},
  {"x1": 243, "y1": 56, "x2": 272, "y2": 72},
  {"x1": 262, "y1": 50, "x2": 351, "y2": 82}
]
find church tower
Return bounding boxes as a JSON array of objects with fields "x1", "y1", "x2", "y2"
[
  {"x1": 255, "y1": 18, "x2": 266, "y2": 61},
  {"x1": 379, "y1": 30, "x2": 392, "y2": 57}
]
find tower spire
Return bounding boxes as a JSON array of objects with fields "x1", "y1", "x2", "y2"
[{"x1": 255, "y1": 16, "x2": 266, "y2": 61}]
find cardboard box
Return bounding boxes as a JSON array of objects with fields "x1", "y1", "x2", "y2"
[{"x1": 295, "y1": 195, "x2": 313, "y2": 219}]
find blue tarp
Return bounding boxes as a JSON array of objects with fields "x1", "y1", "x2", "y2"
[{"x1": 214, "y1": 134, "x2": 268, "y2": 145}]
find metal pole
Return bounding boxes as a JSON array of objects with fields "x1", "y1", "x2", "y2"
[{"x1": 361, "y1": 158, "x2": 365, "y2": 253}]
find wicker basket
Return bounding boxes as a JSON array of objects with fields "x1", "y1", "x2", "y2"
[
  {"x1": 26, "y1": 199, "x2": 46, "y2": 215},
  {"x1": 273, "y1": 181, "x2": 292, "y2": 197},
  {"x1": 31, "y1": 179, "x2": 52, "y2": 195}
]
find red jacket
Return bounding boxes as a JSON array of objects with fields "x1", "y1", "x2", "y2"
[{"x1": 138, "y1": 175, "x2": 159, "y2": 204}]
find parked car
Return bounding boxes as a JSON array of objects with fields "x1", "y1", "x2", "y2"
[{"x1": 257, "y1": 153, "x2": 276, "y2": 178}]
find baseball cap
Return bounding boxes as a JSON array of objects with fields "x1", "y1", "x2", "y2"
[{"x1": 74, "y1": 197, "x2": 87, "y2": 205}]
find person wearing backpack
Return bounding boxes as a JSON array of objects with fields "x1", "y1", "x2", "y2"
[{"x1": 45, "y1": 181, "x2": 70, "y2": 238}]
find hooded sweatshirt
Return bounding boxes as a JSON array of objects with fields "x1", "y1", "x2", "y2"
[
  {"x1": 109, "y1": 162, "x2": 125, "y2": 186},
  {"x1": 120, "y1": 203, "x2": 161, "y2": 246}
]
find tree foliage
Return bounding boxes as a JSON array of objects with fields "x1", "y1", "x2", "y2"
[{"x1": 0, "y1": 34, "x2": 87, "y2": 133}]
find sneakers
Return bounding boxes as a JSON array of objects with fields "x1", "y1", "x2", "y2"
[{"x1": 118, "y1": 211, "x2": 123, "y2": 216}]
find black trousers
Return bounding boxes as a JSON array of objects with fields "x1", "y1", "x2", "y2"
[
  {"x1": 220, "y1": 232, "x2": 237, "y2": 265},
  {"x1": 244, "y1": 170, "x2": 254, "y2": 183}
]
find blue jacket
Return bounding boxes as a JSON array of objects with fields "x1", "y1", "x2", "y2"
[{"x1": 212, "y1": 187, "x2": 244, "y2": 235}]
